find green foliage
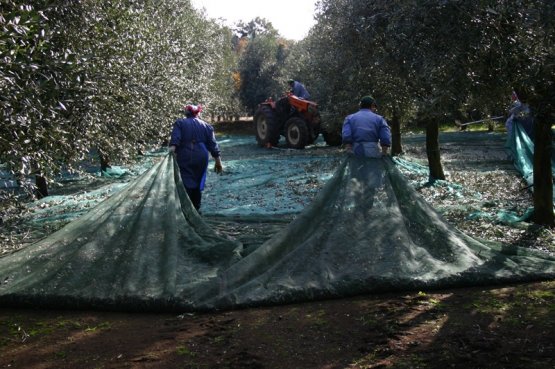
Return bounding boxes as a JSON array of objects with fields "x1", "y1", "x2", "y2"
[
  {"x1": 303, "y1": 0, "x2": 555, "y2": 136},
  {"x1": 204, "y1": 25, "x2": 245, "y2": 118},
  {"x1": 84, "y1": 321, "x2": 111, "y2": 332},
  {"x1": 237, "y1": 33, "x2": 291, "y2": 113},
  {"x1": 2, "y1": 0, "x2": 553, "y2": 220},
  {"x1": 1, "y1": 0, "x2": 240, "y2": 193},
  {"x1": 234, "y1": 17, "x2": 279, "y2": 39},
  {"x1": 295, "y1": 1, "x2": 554, "y2": 218},
  {"x1": 1, "y1": 1, "x2": 90, "y2": 182},
  {"x1": 176, "y1": 345, "x2": 196, "y2": 356},
  {"x1": 232, "y1": 18, "x2": 294, "y2": 114}
]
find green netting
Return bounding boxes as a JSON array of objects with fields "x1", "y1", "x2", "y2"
[
  {"x1": 202, "y1": 156, "x2": 340, "y2": 216},
  {"x1": 99, "y1": 166, "x2": 131, "y2": 178},
  {"x1": 393, "y1": 157, "x2": 471, "y2": 198},
  {"x1": 189, "y1": 156, "x2": 555, "y2": 310},
  {"x1": 1, "y1": 153, "x2": 554, "y2": 312},
  {"x1": 0, "y1": 155, "x2": 242, "y2": 311},
  {"x1": 26, "y1": 153, "x2": 164, "y2": 223},
  {"x1": 505, "y1": 122, "x2": 555, "y2": 201},
  {"x1": 467, "y1": 207, "x2": 534, "y2": 224},
  {"x1": 396, "y1": 126, "x2": 554, "y2": 224},
  {"x1": 28, "y1": 183, "x2": 129, "y2": 224}
]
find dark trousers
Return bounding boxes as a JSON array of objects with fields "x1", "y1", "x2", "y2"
[{"x1": 186, "y1": 187, "x2": 202, "y2": 211}]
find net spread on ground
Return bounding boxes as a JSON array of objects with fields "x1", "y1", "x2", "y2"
[{"x1": 0, "y1": 126, "x2": 554, "y2": 312}]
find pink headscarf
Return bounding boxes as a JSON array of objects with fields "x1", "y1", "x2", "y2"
[{"x1": 184, "y1": 104, "x2": 203, "y2": 117}]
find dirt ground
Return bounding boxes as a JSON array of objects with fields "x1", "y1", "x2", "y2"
[
  {"x1": 1, "y1": 120, "x2": 554, "y2": 369},
  {"x1": 1, "y1": 281, "x2": 554, "y2": 369}
]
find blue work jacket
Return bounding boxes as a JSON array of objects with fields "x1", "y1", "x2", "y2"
[
  {"x1": 342, "y1": 109, "x2": 391, "y2": 157},
  {"x1": 291, "y1": 81, "x2": 311, "y2": 100},
  {"x1": 170, "y1": 117, "x2": 220, "y2": 190}
]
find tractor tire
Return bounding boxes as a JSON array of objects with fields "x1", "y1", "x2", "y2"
[
  {"x1": 285, "y1": 117, "x2": 310, "y2": 149},
  {"x1": 254, "y1": 105, "x2": 280, "y2": 147}
]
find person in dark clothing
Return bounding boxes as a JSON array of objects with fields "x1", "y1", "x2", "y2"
[
  {"x1": 169, "y1": 104, "x2": 223, "y2": 211},
  {"x1": 287, "y1": 79, "x2": 311, "y2": 100},
  {"x1": 506, "y1": 90, "x2": 534, "y2": 140}
]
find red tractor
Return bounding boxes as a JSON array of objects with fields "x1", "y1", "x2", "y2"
[{"x1": 254, "y1": 93, "x2": 322, "y2": 149}]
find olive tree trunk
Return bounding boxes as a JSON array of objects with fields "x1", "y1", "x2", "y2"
[
  {"x1": 426, "y1": 120, "x2": 445, "y2": 181},
  {"x1": 532, "y1": 115, "x2": 554, "y2": 226},
  {"x1": 390, "y1": 113, "x2": 403, "y2": 156},
  {"x1": 99, "y1": 150, "x2": 111, "y2": 173},
  {"x1": 35, "y1": 175, "x2": 48, "y2": 199}
]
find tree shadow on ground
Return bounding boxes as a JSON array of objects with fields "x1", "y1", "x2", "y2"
[{"x1": 2, "y1": 281, "x2": 553, "y2": 369}]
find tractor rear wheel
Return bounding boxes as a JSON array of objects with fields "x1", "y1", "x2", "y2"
[
  {"x1": 254, "y1": 105, "x2": 280, "y2": 147},
  {"x1": 285, "y1": 117, "x2": 309, "y2": 149}
]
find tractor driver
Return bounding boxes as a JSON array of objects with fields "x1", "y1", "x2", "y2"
[{"x1": 287, "y1": 79, "x2": 311, "y2": 100}]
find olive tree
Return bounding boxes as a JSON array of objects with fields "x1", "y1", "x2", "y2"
[
  {"x1": 236, "y1": 20, "x2": 289, "y2": 114},
  {"x1": 1, "y1": 0, "x2": 242, "y2": 198},
  {"x1": 479, "y1": 1, "x2": 554, "y2": 226},
  {"x1": 306, "y1": 0, "x2": 553, "y2": 224},
  {"x1": 0, "y1": 1, "x2": 91, "y2": 196}
]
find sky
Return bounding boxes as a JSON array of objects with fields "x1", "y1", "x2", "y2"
[{"x1": 190, "y1": 0, "x2": 318, "y2": 41}]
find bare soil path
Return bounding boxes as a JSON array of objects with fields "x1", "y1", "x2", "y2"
[{"x1": 1, "y1": 281, "x2": 554, "y2": 369}]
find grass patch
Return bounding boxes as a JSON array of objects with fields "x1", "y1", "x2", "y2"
[
  {"x1": 304, "y1": 309, "x2": 328, "y2": 326},
  {"x1": 84, "y1": 321, "x2": 112, "y2": 333},
  {"x1": 176, "y1": 345, "x2": 196, "y2": 357}
]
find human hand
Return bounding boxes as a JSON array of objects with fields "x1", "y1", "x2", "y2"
[
  {"x1": 169, "y1": 145, "x2": 176, "y2": 154},
  {"x1": 214, "y1": 161, "x2": 223, "y2": 174}
]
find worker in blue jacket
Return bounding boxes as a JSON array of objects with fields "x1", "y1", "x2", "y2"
[
  {"x1": 342, "y1": 96, "x2": 391, "y2": 212},
  {"x1": 342, "y1": 96, "x2": 391, "y2": 158},
  {"x1": 287, "y1": 79, "x2": 311, "y2": 100},
  {"x1": 169, "y1": 104, "x2": 223, "y2": 212}
]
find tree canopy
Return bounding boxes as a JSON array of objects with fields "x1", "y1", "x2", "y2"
[
  {"x1": 1, "y1": 0, "x2": 240, "y2": 188},
  {"x1": 1, "y1": 0, "x2": 553, "y2": 223}
]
